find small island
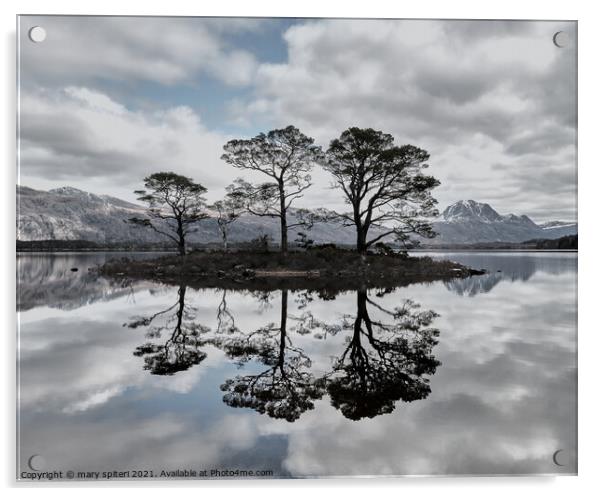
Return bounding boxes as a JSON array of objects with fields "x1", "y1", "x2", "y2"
[{"x1": 99, "y1": 247, "x2": 485, "y2": 292}]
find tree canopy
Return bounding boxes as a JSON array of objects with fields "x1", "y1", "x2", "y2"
[
  {"x1": 323, "y1": 128, "x2": 440, "y2": 254},
  {"x1": 129, "y1": 172, "x2": 208, "y2": 256},
  {"x1": 221, "y1": 126, "x2": 324, "y2": 253},
  {"x1": 209, "y1": 186, "x2": 245, "y2": 251}
]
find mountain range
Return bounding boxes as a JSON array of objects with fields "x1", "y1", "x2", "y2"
[
  {"x1": 429, "y1": 199, "x2": 576, "y2": 245},
  {"x1": 16, "y1": 186, "x2": 360, "y2": 246},
  {"x1": 16, "y1": 186, "x2": 577, "y2": 247}
]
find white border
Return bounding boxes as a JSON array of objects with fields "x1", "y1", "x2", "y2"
[{"x1": 3, "y1": 1, "x2": 600, "y2": 494}]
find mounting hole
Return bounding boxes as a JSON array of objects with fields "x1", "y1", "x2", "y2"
[
  {"x1": 553, "y1": 31, "x2": 569, "y2": 48},
  {"x1": 28, "y1": 454, "x2": 46, "y2": 471},
  {"x1": 28, "y1": 26, "x2": 46, "y2": 43}
]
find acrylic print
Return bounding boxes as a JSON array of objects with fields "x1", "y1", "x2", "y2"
[{"x1": 16, "y1": 16, "x2": 577, "y2": 479}]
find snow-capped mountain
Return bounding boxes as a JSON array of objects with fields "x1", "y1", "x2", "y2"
[
  {"x1": 442, "y1": 200, "x2": 503, "y2": 223},
  {"x1": 18, "y1": 186, "x2": 158, "y2": 243},
  {"x1": 430, "y1": 200, "x2": 576, "y2": 245},
  {"x1": 442, "y1": 200, "x2": 538, "y2": 227},
  {"x1": 538, "y1": 221, "x2": 578, "y2": 238},
  {"x1": 16, "y1": 187, "x2": 577, "y2": 247}
]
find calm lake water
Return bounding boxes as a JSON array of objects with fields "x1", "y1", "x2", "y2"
[{"x1": 17, "y1": 251, "x2": 577, "y2": 478}]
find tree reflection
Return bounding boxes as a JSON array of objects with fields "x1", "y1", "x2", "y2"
[
  {"x1": 218, "y1": 290, "x2": 325, "y2": 422},
  {"x1": 127, "y1": 285, "x2": 211, "y2": 375},
  {"x1": 216, "y1": 289, "x2": 238, "y2": 334},
  {"x1": 127, "y1": 283, "x2": 441, "y2": 421},
  {"x1": 327, "y1": 289, "x2": 441, "y2": 420}
]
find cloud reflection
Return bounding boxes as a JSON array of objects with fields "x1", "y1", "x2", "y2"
[{"x1": 18, "y1": 253, "x2": 577, "y2": 476}]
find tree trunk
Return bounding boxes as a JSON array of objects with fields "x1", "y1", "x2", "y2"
[
  {"x1": 174, "y1": 285, "x2": 186, "y2": 331},
  {"x1": 353, "y1": 200, "x2": 368, "y2": 256},
  {"x1": 356, "y1": 225, "x2": 367, "y2": 256},
  {"x1": 279, "y1": 183, "x2": 288, "y2": 254},
  {"x1": 221, "y1": 228, "x2": 228, "y2": 251},
  {"x1": 278, "y1": 289, "x2": 288, "y2": 367},
  {"x1": 176, "y1": 218, "x2": 186, "y2": 256},
  {"x1": 177, "y1": 230, "x2": 186, "y2": 256},
  {"x1": 354, "y1": 287, "x2": 368, "y2": 340},
  {"x1": 356, "y1": 287, "x2": 368, "y2": 323},
  {"x1": 280, "y1": 215, "x2": 288, "y2": 254}
]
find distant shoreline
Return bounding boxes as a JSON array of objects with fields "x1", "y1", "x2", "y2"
[
  {"x1": 16, "y1": 248, "x2": 578, "y2": 254},
  {"x1": 414, "y1": 249, "x2": 578, "y2": 253},
  {"x1": 17, "y1": 236, "x2": 577, "y2": 254}
]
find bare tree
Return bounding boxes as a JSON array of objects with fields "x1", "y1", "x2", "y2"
[
  {"x1": 322, "y1": 128, "x2": 440, "y2": 255},
  {"x1": 209, "y1": 187, "x2": 244, "y2": 251},
  {"x1": 221, "y1": 126, "x2": 324, "y2": 254},
  {"x1": 128, "y1": 172, "x2": 208, "y2": 256}
]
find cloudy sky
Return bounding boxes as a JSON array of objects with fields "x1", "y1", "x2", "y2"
[{"x1": 18, "y1": 16, "x2": 577, "y2": 222}]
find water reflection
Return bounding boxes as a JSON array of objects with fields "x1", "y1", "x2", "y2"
[
  {"x1": 17, "y1": 252, "x2": 577, "y2": 476},
  {"x1": 128, "y1": 285, "x2": 211, "y2": 375},
  {"x1": 127, "y1": 286, "x2": 441, "y2": 422},
  {"x1": 17, "y1": 252, "x2": 578, "y2": 311},
  {"x1": 219, "y1": 290, "x2": 324, "y2": 422},
  {"x1": 216, "y1": 289, "x2": 239, "y2": 334},
  {"x1": 327, "y1": 289, "x2": 439, "y2": 420},
  {"x1": 17, "y1": 252, "x2": 160, "y2": 311},
  {"x1": 418, "y1": 252, "x2": 578, "y2": 296},
  {"x1": 445, "y1": 272, "x2": 504, "y2": 296}
]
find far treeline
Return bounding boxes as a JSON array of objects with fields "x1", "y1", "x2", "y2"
[
  {"x1": 128, "y1": 126, "x2": 440, "y2": 256},
  {"x1": 418, "y1": 235, "x2": 577, "y2": 251},
  {"x1": 16, "y1": 235, "x2": 577, "y2": 253}
]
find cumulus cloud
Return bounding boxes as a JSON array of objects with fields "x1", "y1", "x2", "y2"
[
  {"x1": 240, "y1": 19, "x2": 577, "y2": 221},
  {"x1": 19, "y1": 16, "x2": 260, "y2": 87},
  {"x1": 248, "y1": 20, "x2": 575, "y2": 143},
  {"x1": 18, "y1": 87, "x2": 239, "y2": 202},
  {"x1": 17, "y1": 17, "x2": 578, "y2": 221}
]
